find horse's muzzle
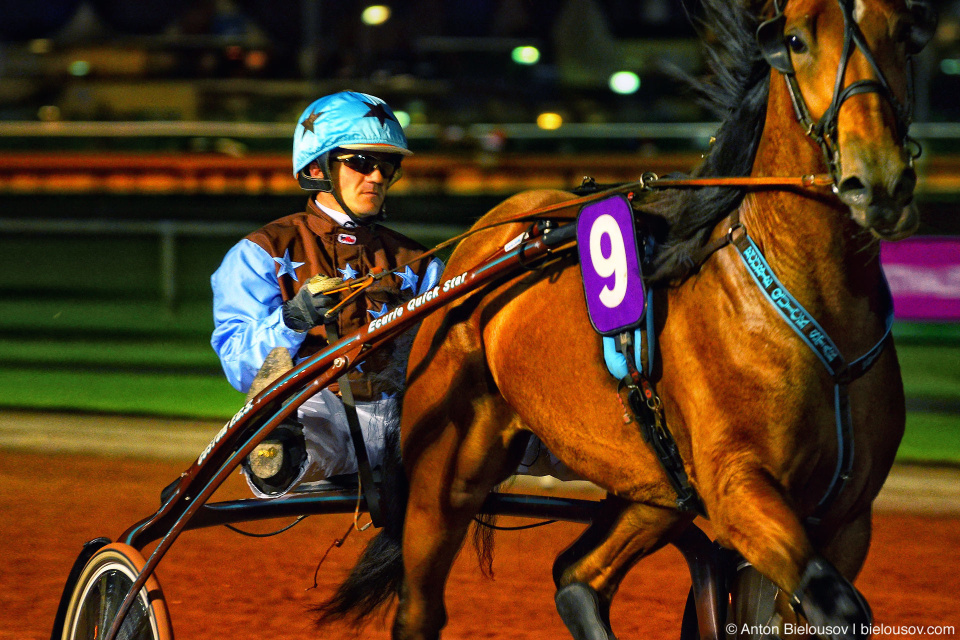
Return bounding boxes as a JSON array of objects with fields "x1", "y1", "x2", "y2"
[{"x1": 836, "y1": 164, "x2": 920, "y2": 240}]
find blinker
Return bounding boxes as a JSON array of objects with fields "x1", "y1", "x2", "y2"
[
  {"x1": 757, "y1": 13, "x2": 794, "y2": 74},
  {"x1": 905, "y1": 1, "x2": 938, "y2": 55}
]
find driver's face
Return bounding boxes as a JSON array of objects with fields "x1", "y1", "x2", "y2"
[{"x1": 311, "y1": 154, "x2": 396, "y2": 217}]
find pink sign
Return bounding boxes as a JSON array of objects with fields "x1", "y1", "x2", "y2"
[{"x1": 881, "y1": 237, "x2": 960, "y2": 321}]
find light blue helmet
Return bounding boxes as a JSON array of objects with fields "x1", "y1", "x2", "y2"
[{"x1": 292, "y1": 91, "x2": 412, "y2": 179}]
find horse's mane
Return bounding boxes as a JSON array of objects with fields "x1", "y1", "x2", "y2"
[{"x1": 642, "y1": 0, "x2": 772, "y2": 285}]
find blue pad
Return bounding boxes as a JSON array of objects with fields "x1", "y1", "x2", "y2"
[{"x1": 602, "y1": 331, "x2": 643, "y2": 380}]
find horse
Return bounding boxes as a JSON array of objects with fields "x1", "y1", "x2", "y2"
[{"x1": 316, "y1": 0, "x2": 937, "y2": 638}]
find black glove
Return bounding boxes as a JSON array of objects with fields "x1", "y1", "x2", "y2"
[{"x1": 282, "y1": 275, "x2": 342, "y2": 332}]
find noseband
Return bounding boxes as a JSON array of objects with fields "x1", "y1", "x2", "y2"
[{"x1": 756, "y1": 0, "x2": 934, "y2": 183}]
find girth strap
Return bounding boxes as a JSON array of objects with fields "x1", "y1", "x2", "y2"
[{"x1": 618, "y1": 328, "x2": 706, "y2": 516}]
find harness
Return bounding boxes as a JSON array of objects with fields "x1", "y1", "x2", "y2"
[
  {"x1": 598, "y1": 199, "x2": 894, "y2": 523},
  {"x1": 591, "y1": 0, "x2": 925, "y2": 522},
  {"x1": 719, "y1": 209, "x2": 893, "y2": 523},
  {"x1": 614, "y1": 311, "x2": 706, "y2": 516}
]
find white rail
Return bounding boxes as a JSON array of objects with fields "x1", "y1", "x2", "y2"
[{"x1": 0, "y1": 120, "x2": 954, "y2": 141}]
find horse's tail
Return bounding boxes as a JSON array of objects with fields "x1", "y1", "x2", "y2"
[
  {"x1": 314, "y1": 330, "x2": 414, "y2": 626},
  {"x1": 314, "y1": 420, "x2": 408, "y2": 626},
  {"x1": 312, "y1": 327, "x2": 499, "y2": 625}
]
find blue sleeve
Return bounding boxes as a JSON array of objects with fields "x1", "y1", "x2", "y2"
[
  {"x1": 418, "y1": 257, "x2": 444, "y2": 294},
  {"x1": 211, "y1": 239, "x2": 307, "y2": 393}
]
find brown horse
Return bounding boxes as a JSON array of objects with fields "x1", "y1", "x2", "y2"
[{"x1": 317, "y1": 1, "x2": 936, "y2": 639}]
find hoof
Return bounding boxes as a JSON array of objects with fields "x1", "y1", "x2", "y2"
[
  {"x1": 555, "y1": 583, "x2": 616, "y2": 640},
  {"x1": 793, "y1": 557, "x2": 872, "y2": 640}
]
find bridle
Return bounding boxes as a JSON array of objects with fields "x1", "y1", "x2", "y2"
[{"x1": 756, "y1": 0, "x2": 936, "y2": 184}]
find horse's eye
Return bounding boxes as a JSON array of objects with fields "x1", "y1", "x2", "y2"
[{"x1": 786, "y1": 35, "x2": 808, "y2": 54}]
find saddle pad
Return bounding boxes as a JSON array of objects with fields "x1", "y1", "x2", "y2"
[{"x1": 577, "y1": 194, "x2": 645, "y2": 335}]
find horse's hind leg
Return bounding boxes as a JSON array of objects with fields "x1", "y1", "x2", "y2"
[
  {"x1": 552, "y1": 496, "x2": 690, "y2": 640},
  {"x1": 394, "y1": 341, "x2": 524, "y2": 640},
  {"x1": 395, "y1": 407, "x2": 521, "y2": 640}
]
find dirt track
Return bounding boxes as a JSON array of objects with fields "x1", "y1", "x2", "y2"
[{"x1": 2, "y1": 411, "x2": 959, "y2": 640}]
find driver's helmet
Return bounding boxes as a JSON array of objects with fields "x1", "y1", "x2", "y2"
[{"x1": 292, "y1": 91, "x2": 412, "y2": 181}]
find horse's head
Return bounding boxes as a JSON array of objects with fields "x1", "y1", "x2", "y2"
[{"x1": 757, "y1": 0, "x2": 938, "y2": 239}]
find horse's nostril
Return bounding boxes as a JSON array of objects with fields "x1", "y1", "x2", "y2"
[
  {"x1": 837, "y1": 176, "x2": 872, "y2": 208},
  {"x1": 892, "y1": 167, "x2": 917, "y2": 206}
]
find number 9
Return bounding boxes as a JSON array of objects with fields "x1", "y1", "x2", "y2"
[{"x1": 589, "y1": 214, "x2": 628, "y2": 309}]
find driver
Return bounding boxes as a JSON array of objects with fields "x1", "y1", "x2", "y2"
[{"x1": 210, "y1": 91, "x2": 443, "y2": 496}]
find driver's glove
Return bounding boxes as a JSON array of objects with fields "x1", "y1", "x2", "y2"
[{"x1": 281, "y1": 274, "x2": 343, "y2": 332}]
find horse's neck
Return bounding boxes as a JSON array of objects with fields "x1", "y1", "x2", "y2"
[{"x1": 736, "y1": 74, "x2": 886, "y2": 333}]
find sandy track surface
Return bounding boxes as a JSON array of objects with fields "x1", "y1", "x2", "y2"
[
  {"x1": 2, "y1": 410, "x2": 958, "y2": 640},
  {"x1": 2, "y1": 409, "x2": 958, "y2": 514}
]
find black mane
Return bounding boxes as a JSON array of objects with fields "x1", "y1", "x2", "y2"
[{"x1": 642, "y1": 0, "x2": 771, "y2": 284}]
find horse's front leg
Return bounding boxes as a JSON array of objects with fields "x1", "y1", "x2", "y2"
[
  {"x1": 766, "y1": 508, "x2": 874, "y2": 637},
  {"x1": 704, "y1": 458, "x2": 871, "y2": 640},
  {"x1": 816, "y1": 508, "x2": 872, "y2": 580}
]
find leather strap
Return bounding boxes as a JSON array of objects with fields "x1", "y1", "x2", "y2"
[
  {"x1": 647, "y1": 174, "x2": 832, "y2": 189},
  {"x1": 325, "y1": 320, "x2": 384, "y2": 527},
  {"x1": 618, "y1": 329, "x2": 706, "y2": 516},
  {"x1": 726, "y1": 222, "x2": 894, "y2": 524},
  {"x1": 383, "y1": 173, "x2": 833, "y2": 284}
]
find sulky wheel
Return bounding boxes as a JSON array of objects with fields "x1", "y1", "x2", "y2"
[
  {"x1": 61, "y1": 542, "x2": 173, "y2": 640},
  {"x1": 678, "y1": 553, "x2": 782, "y2": 640}
]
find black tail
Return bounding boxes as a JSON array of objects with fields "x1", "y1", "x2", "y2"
[
  {"x1": 314, "y1": 329, "x2": 414, "y2": 626},
  {"x1": 314, "y1": 422, "x2": 408, "y2": 625}
]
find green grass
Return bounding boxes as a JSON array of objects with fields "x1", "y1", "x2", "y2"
[
  {"x1": 0, "y1": 338, "x2": 220, "y2": 370},
  {"x1": 901, "y1": 412, "x2": 960, "y2": 464},
  {"x1": 0, "y1": 362, "x2": 952, "y2": 462},
  {"x1": 0, "y1": 368, "x2": 243, "y2": 420},
  {"x1": 896, "y1": 344, "x2": 960, "y2": 398},
  {"x1": 0, "y1": 296, "x2": 958, "y2": 463},
  {"x1": 893, "y1": 322, "x2": 960, "y2": 345},
  {"x1": 0, "y1": 299, "x2": 212, "y2": 338}
]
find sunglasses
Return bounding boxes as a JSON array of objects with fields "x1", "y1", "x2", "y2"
[{"x1": 334, "y1": 153, "x2": 402, "y2": 182}]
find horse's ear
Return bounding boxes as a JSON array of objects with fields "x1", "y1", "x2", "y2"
[
  {"x1": 757, "y1": 12, "x2": 794, "y2": 73},
  {"x1": 905, "y1": 1, "x2": 938, "y2": 55}
]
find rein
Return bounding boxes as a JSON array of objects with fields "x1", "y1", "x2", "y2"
[
  {"x1": 379, "y1": 178, "x2": 647, "y2": 276},
  {"x1": 372, "y1": 172, "x2": 834, "y2": 291},
  {"x1": 644, "y1": 173, "x2": 833, "y2": 189},
  {"x1": 321, "y1": 179, "x2": 646, "y2": 314}
]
